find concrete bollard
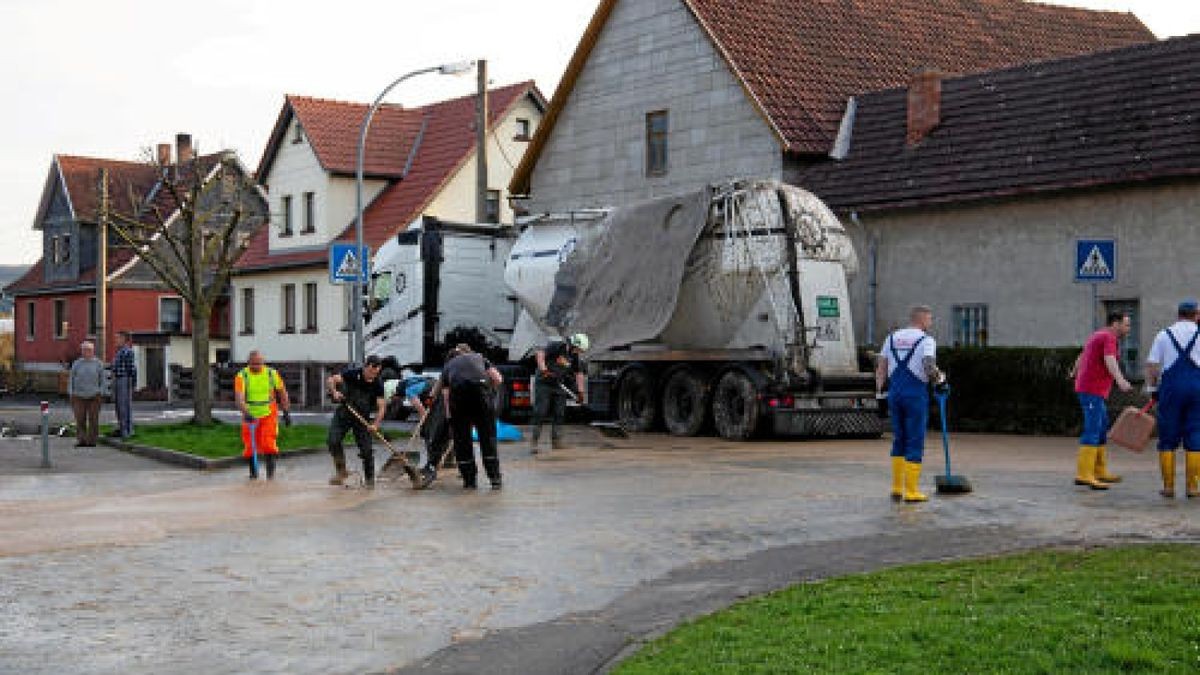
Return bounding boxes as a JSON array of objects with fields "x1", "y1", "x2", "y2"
[{"x1": 39, "y1": 400, "x2": 51, "y2": 469}]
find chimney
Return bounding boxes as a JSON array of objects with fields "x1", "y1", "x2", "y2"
[
  {"x1": 156, "y1": 143, "x2": 172, "y2": 166},
  {"x1": 906, "y1": 69, "x2": 942, "y2": 147},
  {"x1": 176, "y1": 133, "x2": 194, "y2": 164}
]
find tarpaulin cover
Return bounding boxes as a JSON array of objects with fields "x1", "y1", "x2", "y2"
[{"x1": 544, "y1": 187, "x2": 712, "y2": 352}]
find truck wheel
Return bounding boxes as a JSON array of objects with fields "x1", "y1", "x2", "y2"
[
  {"x1": 617, "y1": 368, "x2": 658, "y2": 432},
  {"x1": 712, "y1": 370, "x2": 761, "y2": 441},
  {"x1": 662, "y1": 368, "x2": 709, "y2": 436}
]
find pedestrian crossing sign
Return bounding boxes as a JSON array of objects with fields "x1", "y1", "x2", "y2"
[
  {"x1": 329, "y1": 243, "x2": 370, "y2": 284},
  {"x1": 1074, "y1": 239, "x2": 1116, "y2": 283}
]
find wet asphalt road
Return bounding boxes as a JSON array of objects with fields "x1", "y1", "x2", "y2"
[{"x1": 1, "y1": 420, "x2": 1199, "y2": 674}]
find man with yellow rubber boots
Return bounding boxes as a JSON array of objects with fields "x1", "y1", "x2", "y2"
[
  {"x1": 1070, "y1": 312, "x2": 1133, "y2": 490},
  {"x1": 234, "y1": 350, "x2": 293, "y2": 481},
  {"x1": 1146, "y1": 301, "x2": 1200, "y2": 498}
]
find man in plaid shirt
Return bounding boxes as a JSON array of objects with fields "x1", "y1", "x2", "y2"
[{"x1": 111, "y1": 331, "x2": 136, "y2": 438}]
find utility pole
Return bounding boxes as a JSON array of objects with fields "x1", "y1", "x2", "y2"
[
  {"x1": 475, "y1": 59, "x2": 489, "y2": 223},
  {"x1": 96, "y1": 169, "x2": 109, "y2": 361}
]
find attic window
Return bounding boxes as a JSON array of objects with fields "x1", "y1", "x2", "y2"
[
  {"x1": 515, "y1": 118, "x2": 531, "y2": 141},
  {"x1": 292, "y1": 122, "x2": 305, "y2": 144}
]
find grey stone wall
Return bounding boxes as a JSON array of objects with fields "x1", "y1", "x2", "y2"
[
  {"x1": 847, "y1": 179, "x2": 1200, "y2": 379},
  {"x1": 526, "y1": 0, "x2": 782, "y2": 213}
]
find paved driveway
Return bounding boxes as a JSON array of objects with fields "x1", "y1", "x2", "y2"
[{"x1": 1, "y1": 429, "x2": 1197, "y2": 674}]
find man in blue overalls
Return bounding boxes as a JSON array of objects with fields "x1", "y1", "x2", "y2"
[
  {"x1": 1146, "y1": 300, "x2": 1200, "y2": 498},
  {"x1": 875, "y1": 305, "x2": 946, "y2": 502}
]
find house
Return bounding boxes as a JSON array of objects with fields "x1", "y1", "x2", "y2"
[
  {"x1": 508, "y1": 0, "x2": 1153, "y2": 214},
  {"x1": 5, "y1": 135, "x2": 252, "y2": 396},
  {"x1": 231, "y1": 81, "x2": 545, "y2": 389},
  {"x1": 793, "y1": 34, "x2": 1200, "y2": 377}
]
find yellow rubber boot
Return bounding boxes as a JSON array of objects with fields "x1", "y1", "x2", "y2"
[
  {"x1": 890, "y1": 457, "x2": 904, "y2": 501},
  {"x1": 1185, "y1": 452, "x2": 1200, "y2": 499},
  {"x1": 1074, "y1": 446, "x2": 1108, "y2": 490},
  {"x1": 1159, "y1": 451, "x2": 1175, "y2": 498},
  {"x1": 1094, "y1": 446, "x2": 1121, "y2": 483},
  {"x1": 903, "y1": 462, "x2": 928, "y2": 502}
]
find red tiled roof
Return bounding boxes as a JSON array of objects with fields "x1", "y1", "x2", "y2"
[
  {"x1": 795, "y1": 35, "x2": 1200, "y2": 212},
  {"x1": 510, "y1": 0, "x2": 1154, "y2": 194},
  {"x1": 237, "y1": 82, "x2": 539, "y2": 272}
]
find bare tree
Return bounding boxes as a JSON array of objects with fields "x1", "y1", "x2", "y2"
[{"x1": 101, "y1": 152, "x2": 268, "y2": 424}]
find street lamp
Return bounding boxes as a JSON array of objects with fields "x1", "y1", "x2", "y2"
[{"x1": 352, "y1": 60, "x2": 476, "y2": 364}]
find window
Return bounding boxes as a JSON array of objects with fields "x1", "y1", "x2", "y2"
[
  {"x1": 292, "y1": 121, "x2": 305, "y2": 144},
  {"x1": 159, "y1": 297, "x2": 184, "y2": 333},
  {"x1": 281, "y1": 283, "x2": 296, "y2": 333},
  {"x1": 241, "y1": 287, "x2": 255, "y2": 335},
  {"x1": 485, "y1": 189, "x2": 501, "y2": 224},
  {"x1": 88, "y1": 296, "x2": 98, "y2": 335},
  {"x1": 515, "y1": 118, "x2": 531, "y2": 140},
  {"x1": 302, "y1": 192, "x2": 316, "y2": 234},
  {"x1": 646, "y1": 110, "x2": 669, "y2": 176},
  {"x1": 952, "y1": 304, "x2": 989, "y2": 347},
  {"x1": 1104, "y1": 299, "x2": 1141, "y2": 378},
  {"x1": 54, "y1": 299, "x2": 67, "y2": 339},
  {"x1": 303, "y1": 282, "x2": 318, "y2": 332},
  {"x1": 61, "y1": 234, "x2": 71, "y2": 263},
  {"x1": 25, "y1": 301, "x2": 35, "y2": 340},
  {"x1": 281, "y1": 195, "x2": 294, "y2": 236}
]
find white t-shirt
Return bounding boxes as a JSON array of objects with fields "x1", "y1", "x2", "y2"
[
  {"x1": 1148, "y1": 321, "x2": 1200, "y2": 371},
  {"x1": 882, "y1": 328, "x2": 937, "y2": 383}
]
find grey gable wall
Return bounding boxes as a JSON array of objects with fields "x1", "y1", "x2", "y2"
[{"x1": 526, "y1": 0, "x2": 782, "y2": 213}]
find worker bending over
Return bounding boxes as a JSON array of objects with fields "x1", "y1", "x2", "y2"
[
  {"x1": 1146, "y1": 300, "x2": 1200, "y2": 498},
  {"x1": 530, "y1": 333, "x2": 589, "y2": 454},
  {"x1": 441, "y1": 344, "x2": 504, "y2": 489},
  {"x1": 876, "y1": 305, "x2": 946, "y2": 502}
]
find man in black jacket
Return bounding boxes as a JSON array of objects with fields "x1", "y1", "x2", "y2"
[{"x1": 326, "y1": 355, "x2": 387, "y2": 488}]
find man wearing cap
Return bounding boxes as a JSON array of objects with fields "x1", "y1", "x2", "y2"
[
  {"x1": 1146, "y1": 300, "x2": 1200, "y2": 498},
  {"x1": 441, "y1": 344, "x2": 504, "y2": 489},
  {"x1": 1070, "y1": 312, "x2": 1133, "y2": 490},
  {"x1": 529, "y1": 333, "x2": 589, "y2": 454},
  {"x1": 875, "y1": 306, "x2": 946, "y2": 502},
  {"x1": 326, "y1": 355, "x2": 387, "y2": 488},
  {"x1": 234, "y1": 350, "x2": 292, "y2": 481}
]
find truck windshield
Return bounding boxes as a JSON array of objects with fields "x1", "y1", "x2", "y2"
[{"x1": 370, "y1": 271, "x2": 393, "y2": 311}]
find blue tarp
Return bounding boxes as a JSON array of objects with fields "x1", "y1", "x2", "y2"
[{"x1": 472, "y1": 420, "x2": 523, "y2": 442}]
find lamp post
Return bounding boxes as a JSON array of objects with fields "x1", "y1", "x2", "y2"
[{"x1": 352, "y1": 60, "x2": 475, "y2": 364}]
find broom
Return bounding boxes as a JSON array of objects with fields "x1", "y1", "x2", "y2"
[{"x1": 934, "y1": 387, "x2": 972, "y2": 494}]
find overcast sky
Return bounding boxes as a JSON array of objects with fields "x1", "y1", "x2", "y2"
[{"x1": 0, "y1": 0, "x2": 1196, "y2": 265}]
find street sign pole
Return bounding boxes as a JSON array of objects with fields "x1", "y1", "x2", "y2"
[{"x1": 1074, "y1": 239, "x2": 1116, "y2": 331}]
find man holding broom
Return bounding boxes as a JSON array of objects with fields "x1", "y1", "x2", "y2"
[
  {"x1": 326, "y1": 355, "x2": 388, "y2": 488},
  {"x1": 1070, "y1": 312, "x2": 1133, "y2": 490},
  {"x1": 234, "y1": 350, "x2": 292, "y2": 481}
]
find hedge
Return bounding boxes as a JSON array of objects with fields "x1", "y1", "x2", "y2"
[{"x1": 864, "y1": 346, "x2": 1149, "y2": 436}]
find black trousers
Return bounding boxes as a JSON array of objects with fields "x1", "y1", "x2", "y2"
[
  {"x1": 422, "y1": 402, "x2": 453, "y2": 469},
  {"x1": 328, "y1": 409, "x2": 374, "y2": 479},
  {"x1": 530, "y1": 379, "x2": 569, "y2": 442},
  {"x1": 449, "y1": 383, "x2": 499, "y2": 485}
]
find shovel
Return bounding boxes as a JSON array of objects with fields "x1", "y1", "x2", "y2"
[
  {"x1": 934, "y1": 388, "x2": 972, "y2": 495},
  {"x1": 556, "y1": 382, "x2": 628, "y2": 439},
  {"x1": 342, "y1": 403, "x2": 421, "y2": 487}
]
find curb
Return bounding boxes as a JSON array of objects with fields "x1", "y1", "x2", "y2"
[{"x1": 98, "y1": 438, "x2": 327, "y2": 470}]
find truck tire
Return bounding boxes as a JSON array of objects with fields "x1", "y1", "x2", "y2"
[
  {"x1": 712, "y1": 370, "x2": 762, "y2": 441},
  {"x1": 616, "y1": 367, "x2": 658, "y2": 432},
  {"x1": 662, "y1": 367, "x2": 709, "y2": 437}
]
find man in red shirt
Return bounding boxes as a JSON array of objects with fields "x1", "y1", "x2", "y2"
[{"x1": 1071, "y1": 313, "x2": 1133, "y2": 489}]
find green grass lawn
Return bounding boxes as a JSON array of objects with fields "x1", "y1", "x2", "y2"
[
  {"x1": 107, "y1": 422, "x2": 407, "y2": 459},
  {"x1": 617, "y1": 545, "x2": 1200, "y2": 674}
]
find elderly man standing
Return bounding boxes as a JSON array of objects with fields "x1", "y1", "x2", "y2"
[
  {"x1": 110, "y1": 331, "x2": 136, "y2": 439},
  {"x1": 68, "y1": 341, "x2": 105, "y2": 447},
  {"x1": 234, "y1": 350, "x2": 292, "y2": 481}
]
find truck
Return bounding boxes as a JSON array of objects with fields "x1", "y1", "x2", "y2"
[
  {"x1": 363, "y1": 215, "x2": 534, "y2": 418},
  {"x1": 504, "y1": 179, "x2": 882, "y2": 440}
]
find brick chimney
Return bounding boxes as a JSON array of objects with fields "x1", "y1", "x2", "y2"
[
  {"x1": 156, "y1": 143, "x2": 172, "y2": 166},
  {"x1": 176, "y1": 133, "x2": 193, "y2": 164},
  {"x1": 906, "y1": 69, "x2": 942, "y2": 147}
]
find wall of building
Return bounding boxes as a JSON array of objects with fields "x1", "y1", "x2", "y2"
[
  {"x1": 427, "y1": 95, "x2": 544, "y2": 223},
  {"x1": 264, "y1": 116, "x2": 388, "y2": 253},
  {"x1": 525, "y1": 0, "x2": 782, "y2": 213},
  {"x1": 847, "y1": 179, "x2": 1200, "y2": 378},
  {"x1": 230, "y1": 268, "x2": 354, "y2": 365}
]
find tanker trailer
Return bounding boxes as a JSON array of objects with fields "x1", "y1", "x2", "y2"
[{"x1": 505, "y1": 179, "x2": 883, "y2": 440}]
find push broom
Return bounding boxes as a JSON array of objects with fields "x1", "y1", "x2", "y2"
[{"x1": 934, "y1": 386, "x2": 972, "y2": 494}]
